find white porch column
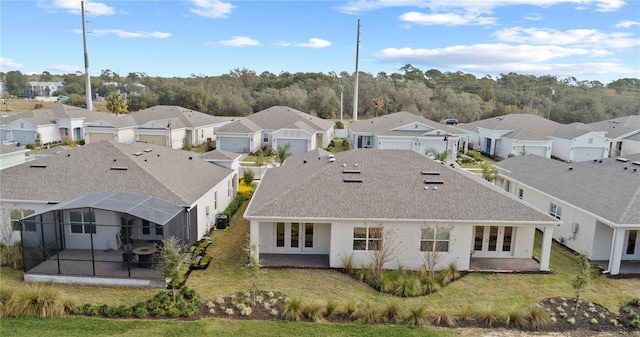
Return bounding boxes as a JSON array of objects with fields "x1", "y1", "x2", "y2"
[
  {"x1": 608, "y1": 228, "x2": 626, "y2": 275},
  {"x1": 540, "y1": 226, "x2": 553, "y2": 271},
  {"x1": 249, "y1": 220, "x2": 260, "y2": 257}
]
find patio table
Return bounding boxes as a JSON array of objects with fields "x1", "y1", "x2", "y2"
[{"x1": 133, "y1": 246, "x2": 157, "y2": 268}]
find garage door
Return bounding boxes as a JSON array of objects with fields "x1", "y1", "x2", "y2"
[
  {"x1": 524, "y1": 146, "x2": 547, "y2": 157},
  {"x1": 138, "y1": 134, "x2": 167, "y2": 147},
  {"x1": 219, "y1": 136, "x2": 250, "y2": 153},
  {"x1": 379, "y1": 141, "x2": 414, "y2": 150},
  {"x1": 573, "y1": 147, "x2": 605, "y2": 162},
  {"x1": 277, "y1": 138, "x2": 307, "y2": 154},
  {"x1": 12, "y1": 130, "x2": 36, "y2": 144},
  {"x1": 88, "y1": 132, "x2": 114, "y2": 143}
]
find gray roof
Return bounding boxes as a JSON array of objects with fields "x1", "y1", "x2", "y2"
[
  {"x1": 130, "y1": 105, "x2": 229, "y2": 128},
  {"x1": 457, "y1": 114, "x2": 560, "y2": 140},
  {"x1": 0, "y1": 144, "x2": 27, "y2": 154},
  {"x1": 494, "y1": 154, "x2": 640, "y2": 225},
  {"x1": 588, "y1": 115, "x2": 640, "y2": 139},
  {"x1": 218, "y1": 118, "x2": 262, "y2": 133},
  {"x1": 551, "y1": 123, "x2": 604, "y2": 140},
  {"x1": 0, "y1": 104, "x2": 133, "y2": 127},
  {"x1": 246, "y1": 149, "x2": 556, "y2": 223},
  {"x1": 348, "y1": 111, "x2": 453, "y2": 136},
  {"x1": 245, "y1": 106, "x2": 334, "y2": 132},
  {"x1": 200, "y1": 148, "x2": 242, "y2": 161},
  {"x1": 0, "y1": 141, "x2": 233, "y2": 205}
]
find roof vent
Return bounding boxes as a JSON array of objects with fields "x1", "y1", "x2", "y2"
[
  {"x1": 424, "y1": 180, "x2": 444, "y2": 185},
  {"x1": 113, "y1": 159, "x2": 117, "y2": 162},
  {"x1": 632, "y1": 161, "x2": 640, "y2": 166},
  {"x1": 144, "y1": 148, "x2": 152, "y2": 152},
  {"x1": 303, "y1": 160, "x2": 307, "y2": 164},
  {"x1": 568, "y1": 167, "x2": 573, "y2": 171},
  {"x1": 598, "y1": 160, "x2": 602, "y2": 163},
  {"x1": 111, "y1": 166, "x2": 128, "y2": 170},
  {"x1": 343, "y1": 169, "x2": 361, "y2": 174},
  {"x1": 617, "y1": 157, "x2": 629, "y2": 162},
  {"x1": 624, "y1": 166, "x2": 628, "y2": 170},
  {"x1": 343, "y1": 177, "x2": 362, "y2": 183},
  {"x1": 329, "y1": 157, "x2": 336, "y2": 162},
  {"x1": 133, "y1": 152, "x2": 143, "y2": 156},
  {"x1": 421, "y1": 171, "x2": 440, "y2": 175},
  {"x1": 30, "y1": 163, "x2": 47, "y2": 168},
  {"x1": 634, "y1": 168, "x2": 638, "y2": 172},
  {"x1": 188, "y1": 156, "x2": 192, "y2": 160}
]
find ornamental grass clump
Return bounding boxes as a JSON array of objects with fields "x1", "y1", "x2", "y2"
[
  {"x1": 3, "y1": 285, "x2": 75, "y2": 318},
  {"x1": 283, "y1": 298, "x2": 303, "y2": 321}
]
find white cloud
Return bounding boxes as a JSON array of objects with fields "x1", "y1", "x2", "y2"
[
  {"x1": 524, "y1": 12, "x2": 543, "y2": 21},
  {"x1": 50, "y1": 64, "x2": 82, "y2": 73},
  {"x1": 219, "y1": 36, "x2": 260, "y2": 47},
  {"x1": 495, "y1": 27, "x2": 640, "y2": 49},
  {"x1": 190, "y1": 0, "x2": 235, "y2": 18},
  {"x1": 39, "y1": 0, "x2": 115, "y2": 15},
  {"x1": 296, "y1": 38, "x2": 332, "y2": 48},
  {"x1": 338, "y1": 0, "x2": 627, "y2": 14},
  {"x1": 400, "y1": 11, "x2": 496, "y2": 26},
  {"x1": 88, "y1": 29, "x2": 171, "y2": 38},
  {"x1": 616, "y1": 20, "x2": 640, "y2": 29},
  {"x1": 374, "y1": 43, "x2": 610, "y2": 65},
  {"x1": 0, "y1": 57, "x2": 23, "y2": 69}
]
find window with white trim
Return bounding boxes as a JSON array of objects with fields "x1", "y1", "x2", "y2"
[
  {"x1": 10, "y1": 209, "x2": 36, "y2": 232},
  {"x1": 353, "y1": 227, "x2": 381, "y2": 251},
  {"x1": 420, "y1": 227, "x2": 450, "y2": 252},
  {"x1": 518, "y1": 188, "x2": 524, "y2": 199},
  {"x1": 70, "y1": 211, "x2": 96, "y2": 234},
  {"x1": 549, "y1": 203, "x2": 562, "y2": 220}
]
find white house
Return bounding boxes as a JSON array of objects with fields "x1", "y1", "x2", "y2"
[
  {"x1": 589, "y1": 115, "x2": 640, "y2": 157},
  {"x1": 130, "y1": 105, "x2": 230, "y2": 149},
  {"x1": 245, "y1": 149, "x2": 558, "y2": 273},
  {"x1": 494, "y1": 154, "x2": 640, "y2": 275},
  {"x1": 28, "y1": 81, "x2": 65, "y2": 98},
  {"x1": 0, "y1": 141, "x2": 238, "y2": 287},
  {"x1": 548, "y1": 123, "x2": 610, "y2": 162},
  {"x1": 347, "y1": 111, "x2": 465, "y2": 159},
  {"x1": 217, "y1": 106, "x2": 335, "y2": 154}
]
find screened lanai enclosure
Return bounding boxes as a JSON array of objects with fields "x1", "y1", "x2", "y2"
[{"x1": 19, "y1": 192, "x2": 192, "y2": 287}]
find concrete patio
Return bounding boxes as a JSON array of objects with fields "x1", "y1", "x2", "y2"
[
  {"x1": 260, "y1": 254, "x2": 330, "y2": 268},
  {"x1": 469, "y1": 257, "x2": 543, "y2": 273},
  {"x1": 592, "y1": 260, "x2": 640, "y2": 276}
]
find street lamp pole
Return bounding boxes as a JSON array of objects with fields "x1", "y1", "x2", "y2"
[{"x1": 547, "y1": 87, "x2": 554, "y2": 119}]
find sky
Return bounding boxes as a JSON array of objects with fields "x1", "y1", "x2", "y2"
[{"x1": 1, "y1": 0, "x2": 639, "y2": 84}]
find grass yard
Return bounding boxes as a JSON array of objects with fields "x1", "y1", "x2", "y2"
[
  {"x1": 1, "y1": 98, "x2": 109, "y2": 113},
  {"x1": 1, "y1": 201, "x2": 638, "y2": 336}
]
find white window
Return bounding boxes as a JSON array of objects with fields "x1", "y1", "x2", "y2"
[
  {"x1": 214, "y1": 191, "x2": 218, "y2": 210},
  {"x1": 420, "y1": 227, "x2": 450, "y2": 252},
  {"x1": 353, "y1": 227, "x2": 381, "y2": 251},
  {"x1": 10, "y1": 209, "x2": 36, "y2": 232},
  {"x1": 588, "y1": 137, "x2": 593, "y2": 144},
  {"x1": 549, "y1": 203, "x2": 562, "y2": 220},
  {"x1": 518, "y1": 188, "x2": 524, "y2": 199},
  {"x1": 263, "y1": 132, "x2": 269, "y2": 143},
  {"x1": 70, "y1": 211, "x2": 96, "y2": 234}
]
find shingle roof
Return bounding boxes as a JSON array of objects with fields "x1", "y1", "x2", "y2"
[
  {"x1": 130, "y1": 105, "x2": 229, "y2": 128},
  {"x1": 245, "y1": 106, "x2": 334, "y2": 132},
  {"x1": 0, "y1": 141, "x2": 232, "y2": 205},
  {"x1": 0, "y1": 104, "x2": 128, "y2": 126},
  {"x1": 551, "y1": 123, "x2": 604, "y2": 140},
  {"x1": 200, "y1": 148, "x2": 242, "y2": 161},
  {"x1": 348, "y1": 111, "x2": 451, "y2": 136},
  {"x1": 218, "y1": 118, "x2": 263, "y2": 133},
  {"x1": 457, "y1": 114, "x2": 561, "y2": 140},
  {"x1": 494, "y1": 155, "x2": 640, "y2": 225},
  {"x1": 246, "y1": 149, "x2": 556, "y2": 223},
  {"x1": 588, "y1": 115, "x2": 640, "y2": 139}
]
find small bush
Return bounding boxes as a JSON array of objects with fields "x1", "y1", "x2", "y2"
[
  {"x1": 341, "y1": 254, "x2": 354, "y2": 274},
  {"x1": 432, "y1": 309, "x2": 457, "y2": 327},
  {"x1": 117, "y1": 305, "x2": 132, "y2": 318},
  {"x1": 405, "y1": 305, "x2": 428, "y2": 326},
  {"x1": 524, "y1": 304, "x2": 551, "y2": 331},
  {"x1": 325, "y1": 299, "x2": 338, "y2": 317},
  {"x1": 283, "y1": 298, "x2": 303, "y2": 321},
  {"x1": 394, "y1": 275, "x2": 422, "y2": 297},
  {"x1": 167, "y1": 307, "x2": 180, "y2": 317},
  {"x1": 152, "y1": 308, "x2": 165, "y2": 317},
  {"x1": 381, "y1": 300, "x2": 401, "y2": 323},
  {"x1": 481, "y1": 306, "x2": 501, "y2": 328},
  {"x1": 505, "y1": 305, "x2": 526, "y2": 328},
  {"x1": 3, "y1": 286, "x2": 76, "y2": 318},
  {"x1": 104, "y1": 306, "x2": 118, "y2": 318},
  {"x1": 134, "y1": 307, "x2": 148, "y2": 318},
  {"x1": 302, "y1": 301, "x2": 324, "y2": 322},
  {"x1": 439, "y1": 262, "x2": 460, "y2": 286}
]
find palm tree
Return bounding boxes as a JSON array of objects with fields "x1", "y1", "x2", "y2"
[
  {"x1": 425, "y1": 148, "x2": 451, "y2": 162},
  {"x1": 276, "y1": 143, "x2": 293, "y2": 166},
  {"x1": 481, "y1": 162, "x2": 499, "y2": 182}
]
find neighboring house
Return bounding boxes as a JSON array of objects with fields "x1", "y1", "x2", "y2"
[
  {"x1": 200, "y1": 148, "x2": 242, "y2": 171},
  {"x1": 456, "y1": 114, "x2": 558, "y2": 159},
  {"x1": 548, "y1": 123, "x2": 610, "y2": 162},
  {"x1": 245, "y1": 149, "x2": 558, "y2": 273},
  {"x1": 589, "y1": 115, "x2": 640, "y2": 157},
  {"x1": 347, "y1": 111, "x2": 465, "y2": 158},
  {"x1": 0, "y1": 82, "x2": 7, "y2": 98},
  {"x1": 28, "y1": 81, "x2": 65, "y2": 98},
  {"x1": 83, "y1": 113, "x2": 137, "y2": 144},
  {"x1": 217, "y1": 106, "x2": 335, "y2": 154},
  {"x1": 494, "y1": 154, "x2": 640, "y2": 275},
  {"x1": 130, "y1": 105, "x2": 230, "y2": 149},
  {"x1": 0, "y1": 104, "x2": 128, "y2": 144},
  {"x1": 0, "y1": 141, "x2": 237, "y2": 287},
  {"x1": 0, "y1": 144, "x2": 29, "y2": 169}
]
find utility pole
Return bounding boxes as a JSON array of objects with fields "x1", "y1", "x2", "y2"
[
  {"x1": 547, "y1": 87, "x2": 554, "y2": 119},
  {"x1": 352, "y1": 19, "x2": 360, "y2": 122},
  {"x1": 338, "y1": 75, "x2": 345, "y2": 122},
  {"x1": 82, "y1": 1, "x2": 93, "y2": 111}
]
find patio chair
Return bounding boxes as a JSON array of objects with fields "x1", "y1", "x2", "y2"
[{"x1": 122, "y1": 252, "x2": 137, "y2": 269}]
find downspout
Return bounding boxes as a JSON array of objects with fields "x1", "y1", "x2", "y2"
[{"x1": 602, "y1": 227, "x2": 616, "y2": 274}]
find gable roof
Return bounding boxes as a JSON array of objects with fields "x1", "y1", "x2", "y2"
[
  {"x1": 130, "y1": 105, "x2": 229, "y2": 128},
  {"x1": 0, "y1": 104, "x2": 134, "y2": 127},
  {"x1": 494, "y1": 154, "x2": 640, "y2": 225},
  {"x1": 218, "y1": 118, "x2": 262, "y2": 133},
  {"x1": 0, "y1": 141, "x2": 232, "y2": 205},
  {"x1": 551, "y1": 123, "x2": 605, "y2": 140},
  {"x1": 200, "y1": 148, "x2": 242, "y2": 161},
  {"x1": 245, "y1": 106, "x2": 334, "y2": 132},
  {"x1": 457, "y1": 114, "x2": 561, "y2": 141},
  {"x1": 246, "y1": 149, "x2": 556, "y2": 223},
  {"x1": 348, "y1": 111, "x2": 457, "y2": 136},
  {"x1": 588, "y1": 115, "x2": 640, "y2": 139}
]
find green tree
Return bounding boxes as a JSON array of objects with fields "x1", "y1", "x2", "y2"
[
  {"x1": 39, "y1": 71, "x2": 53, "y2": 82},
  {"x1": 5, "y1": 70, "x2": 28, "y2": 96},
  {"x1": 307, "y1": 86, "x2": 338, "y2": 119},
  {"x1": 276, "y1": 143, "x2": 293, "y2": 166},
  {"x1": 160, "y1": 237, "x2": 189, "y2": 302},
  {"x1": 243, "y1": 169, "x2": 255, "y2": 186},
  {"x1": 106, "y1": 92, "x2": 128, "y2": 114},
  {"x1": 481, "y1": 162, "x2": 499, "y2": 182},
  {"x1": 425, "y1": 148, "x2": 451, "y2": 161},
  {"x1": 372, "y1": 97, "x2": 384, "y2": 117},
  {"x1": 572, "y1": 254, "x2": 592, "y2": 318},
  {"x1": 245, "y1": 234, "x2": 266, "y2": 306}
]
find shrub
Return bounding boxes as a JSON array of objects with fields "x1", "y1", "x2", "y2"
[
  {"x1": 340, "y1": 298, "x2": 358, "y2": 318},
  {"x1": 325, "y1": 299, "x2": 338, "y2": 317},
  {"x1": 481, "y1": 306, "x2": 501, "y2": 328},
  {"x1": 381, "y1": 300, "x2": 402, "y2": 323},
  {"x1": 524, "y1": 304, "x2": 551, "y2": 331},
  {"x1": 180, "y1": 286, "x2": 197, "y2": 300},
  {"x1": 631, "y1": 298, "x2": 640, "y2": 307},
  {"x1": 152, "y1": 308, "x2": 165, "y2": 318},
  {"x1": 3, "y1": 286, "x2": 76, "y2": 318},
  {"x1": 394, "y1": 275, "x2": 423, "y2": 297},
  {"x1": 242, "y1": 170, "x2": 255, "y2": 186},
  {"x1": 335, "y1": 121, "x2": 345, "y2": 129},
  {"x1": 220, "y1": 194, "x2": 245, "y2": 218},
  {"x1": 237, "y1": 183, "x2": 254, "y2": 200},
  {"x1": 421, "y1": 275, "x2": 441, "y2": 294},
  {"x1": 167, "y1": 307, "x2": 180, "y2": 317},
  {"x1": 134, "y1": 307, "x2": 148, "y2": 318},
  {"x1": 439, "y1": 262, "x2": 460, "y2": 286},
  {"x1": 405, "y1": 305, "x2": 428, "y2": 326},
  {"x1": 283, "y1": 298, "x2": 303, "y2": 321},
  {"x1": 302, "y1": 301, "x2": 324, "y2": 322},
  {"x1": 341, "y1": 254, "x2": 354, "y2": 274},
  {"x1": 26, "y1": 143, "x2": 36, "y2": 150},
  {"x1": 117, "y1": 305, "x2": 132, "y2": 318},
  {"x1": 505, "y1": 305, "x2": 526, "y2": 328},
  {"x1": 467, "y1": 150, "x2": 483, "y2": 161},
  {"x1": 432, "y1": 309, "x2": 457, "y2": 327},
  {"x1": 358, "y1": 304, "x2": 380, "y2": 324}
]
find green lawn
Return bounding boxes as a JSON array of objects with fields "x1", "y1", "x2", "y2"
[{"x1": 1, "y1": 201, "x2": 638, "y2": 336}]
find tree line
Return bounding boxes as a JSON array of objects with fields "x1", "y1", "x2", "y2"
[{"x1": 2, "y1": 66, "x2": 639, "y2": 124}]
